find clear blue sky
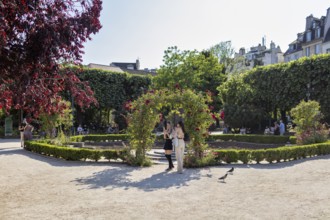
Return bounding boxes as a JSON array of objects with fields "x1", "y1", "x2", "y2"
[{"x1": 82, "y1": 0, "x2": 330, "y2": 69}]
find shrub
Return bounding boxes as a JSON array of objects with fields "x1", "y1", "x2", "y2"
[
  {"x1": 70, "y1": 134, "x2": 130, "y2": 142},
  {"x1": 207, "y1": 134, "x2": 292, "y2": 144},
  {"x1": 251, "y1": 150, "x2": 265, "y2": 164},
  {"x1": 25, "y1": 141, "x2": 125, "y2": 162}
]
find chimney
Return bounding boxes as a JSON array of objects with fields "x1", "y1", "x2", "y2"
[
  {"x1": 136, "y1": 59, "x2": 140, "y2": 70},
  {"x1": 306, "y1": 14, "x2": 314, "y2": 30}
]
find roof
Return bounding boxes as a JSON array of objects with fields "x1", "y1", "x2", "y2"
[
  {"x1": 324, "y1": 29, "x2": 330, "y2": 43},
  {"x1": 87, "y1": 63, "x2": 124, "y2": 73},
  {"x1": 87, "y1": 63, "x2": 156, "y2": 76},
  {"x1": 110, "y1": 62, "x2": 138, "y2": 70}
]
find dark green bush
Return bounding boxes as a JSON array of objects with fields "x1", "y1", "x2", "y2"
[
  {"x1": 207, "y1": 134, "x2": 294, "y2": 144},
  {"x1": 70, "y1": 134, "x2": 130, "y2": 142}
]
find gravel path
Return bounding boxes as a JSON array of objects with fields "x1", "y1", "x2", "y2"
[{"x1": 1, "y1": 139, "x2": 330, "y2": 220}]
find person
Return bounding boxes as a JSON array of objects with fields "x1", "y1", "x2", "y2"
[
  {"x1": 279, "y1": 120, "x2": 285, "y2": 136},
  {"x1": 274, "y1": 122, "x2": 280, "y2": 135},
  {"x1": 173, "y1": 121, "x2": 186, "y2": 174},
  {"x1": 264, "y1": 126, "x2": 270, "y2": 135},
  {"x1": 19, "y1": 123, "x2": 26, "y2": 147},
  {"x1": 24, "y1": 123, "x2": 34, "y2": 140},
  {"x1": 163, "y1": 121, "x2": 174, "y2": 171},
  {"x1": 77, "y1": 124, "x2": 83, "y2": 135}
]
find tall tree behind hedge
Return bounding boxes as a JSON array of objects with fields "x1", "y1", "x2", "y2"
[{"x1": 153, "y1": 46, "x2": 226, "y2": 110}]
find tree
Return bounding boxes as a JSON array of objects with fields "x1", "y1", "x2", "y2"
[
  {"x1": 0, "y1": 0, "x2": 102, "y2": 117},
  {"x1": 209, "y1": 41, "x2": 235, "y2": 73},
  {"x1": 153, "y1": 47, "x2": 225, "y2": 109}
]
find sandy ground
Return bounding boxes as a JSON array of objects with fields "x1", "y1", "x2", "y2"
[{"x1": 1, "y1": 139, "x2": 330, "y2": 220}]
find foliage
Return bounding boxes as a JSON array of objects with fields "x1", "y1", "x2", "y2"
[
  {"x1": 0, "y1": 0, "x2": 102, "y2": 116},
  {"x1": 184, "y1": 151, "x2": 217, "y2": 168},
  {"x1": 207, "y1": 134, "x2": 295, "y2": 144},
  {"x1": 208, "y1": 41, "x2": 235, "y2": 72},
  {"x1": 39, "y1": 101, "x2": 73, "y2": 138},
  {"x1": 218, "y1": 74, "x2": 265, "y2": 128},
  {"x1": 218, "y1": 54, "x2": 330, "y2": 130},
  {"x1": 70, "y1": 134, "x2": 130, "y2": 142},
  {"x1": 213, "y1": 140, "x2": 330, "y2": 164},
  {"x1": 25, "y1": 141, "x2": 126, "y2": 162},
  {"x1": 153, "y1": 46, "x2": 225, "y2": 110},
  {"x1": 290, "y1": 100, "x2": 328, "y2": 145},
  {"x1": 127, "y1": 89, "x2": 213, "y2": 166},
  {"x1": 71, "y1": 66, "x2": 151, "y2": 126}
]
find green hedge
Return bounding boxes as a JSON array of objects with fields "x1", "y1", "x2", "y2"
[
  {"x1": 71, "y1": 133, "x2": 297, "y2": 145},
  {"x1": 70, "y1": 134, "x2": 130, "y2": 142},
  {"x1": 213, "y1": 141, "x2": 330, "y2": 164},
  {"x1": 207, "y1": 134, "x2": 296, "y2": 144},
  {"x1": 25, "y1": 141, "x2": 126, "y2": 162}
]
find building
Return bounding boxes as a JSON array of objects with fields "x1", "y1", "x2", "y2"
[
  {"x1": 232, "y1": 39, "x2": 284, "y2": 72},
  {"x1": 87, "y1": 59, "x2": 156, "y2": 76},
  {"x1": 284, "y1": 7, "x2": 330, "y2": 62}
]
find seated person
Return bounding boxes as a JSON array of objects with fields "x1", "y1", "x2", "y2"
[{"x1": 264, "y1": 127, "x2": 270, "y2": 135}]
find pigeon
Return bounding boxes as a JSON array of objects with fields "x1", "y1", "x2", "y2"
[
  {"x1": 218, "y1": 173, "x2": 228, "y2": 182},
  {"x1": 227, "y1": 167, "x2": 234, "y2": 175}
]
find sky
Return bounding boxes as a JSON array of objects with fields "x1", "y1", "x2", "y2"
[{"x1": 82, "y1": 0, "x2": 330, "y2": 69}]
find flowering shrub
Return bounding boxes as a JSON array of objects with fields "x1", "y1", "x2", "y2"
[
  {"x1": 127, "y1": 88, "x2": 213, "y2": 166},
  {"x1": 291, "y1": 100, "x2": 328, "y2": 145}
]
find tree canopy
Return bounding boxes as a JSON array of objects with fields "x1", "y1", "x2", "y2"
[{"x1": 0, "y1": 0, "x2": 103, "y2": 117}]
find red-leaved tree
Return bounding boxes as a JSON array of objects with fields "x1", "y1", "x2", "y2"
[{"x1": 0, "y1": 0, "x2": 102, "y2": 117}]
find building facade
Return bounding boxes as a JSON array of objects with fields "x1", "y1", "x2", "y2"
[{"x1": 284, "y1": 7, "x2": 330, "y2": 62}]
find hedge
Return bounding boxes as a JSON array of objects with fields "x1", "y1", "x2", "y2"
[
  {"x1": 71, "y1": 133, "x2": 297, "y2": 145},
  {"x1": 213, "y1": 141, "x2": 330, "y2": 164},
  {"x1": 25, "y1": 141, "x2": 126, "y2": 162},
  {"x1": 70, "y1": 134, "x2": 130, "y2": 142},
  {"x1": 207, "y1": 134, "x2": 297, "y2": 144}
]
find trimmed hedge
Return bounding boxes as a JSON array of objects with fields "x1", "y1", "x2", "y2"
[
  {"x1": 213, "y1": 141, "x2": 330, "y2": 164},
  {"x1": 208, "y1": 134, "x2": 297, "y2": 144},
  {"x1": 25, "y1": 141, "x2": 126, "y2": 162},
  {"x1": 71, "y1": 133, "x2": 297, "y2": 145},
  {"x1": 70, "y1": 134, "x2": 130, "y2": 142}
]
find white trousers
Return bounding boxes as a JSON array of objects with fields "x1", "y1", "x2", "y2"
[
  {"x1": 20, "y1": 132, "x2": 24, "y2": 147},
  {"x1": 175, "y1": 139, "x2": 185, "y2": 173}
]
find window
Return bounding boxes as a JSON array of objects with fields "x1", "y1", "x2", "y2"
[
  {"x1": 294, "y1": 54, "x2": 299, "y2": 60},
  {"x1": 327, "y1": 48, "x2": 330, "y2": 53},
  {"x1": 315, "y1": 44, "x2": 321, "y2": 54},
  {"x1": 315, "y1": 28, "x2": 321, "y2": 38},
  {"x1": 306, "y1": 31, "x2": 312, "y2": 42},
  {"x1": 305, "y1": 47, "x2": 310, "y2": 56}
]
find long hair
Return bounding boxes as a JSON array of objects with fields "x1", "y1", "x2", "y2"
[{"x1": 178, "y1": 121, "x2": 185, "y2": 133}]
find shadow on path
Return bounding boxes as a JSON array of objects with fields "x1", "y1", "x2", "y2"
[{"x1": 73, "y1": 167, "x2": 202, "y2": 192}]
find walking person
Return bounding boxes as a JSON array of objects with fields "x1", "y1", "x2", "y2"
[
  {"x1": 163, "y1": 121, "x2": 174, "y2": 171},
  {"x1": 19, "y1": 123, "x2": 26, "y2": 147},
  {"x1": 173, "y1": 121, "x2": 186, "y2": 174}
]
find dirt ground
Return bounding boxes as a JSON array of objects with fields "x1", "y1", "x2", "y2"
[{"x1": 1, "y1": 139, "x2": 330, "y2": 220}]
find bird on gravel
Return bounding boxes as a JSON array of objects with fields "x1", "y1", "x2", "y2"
[
  {"x1": 218, "y1": 173, "x2": 228, "y2": 182},
  {"x1": 227, "y1": 167, "x2": 234, "y2": 175}
]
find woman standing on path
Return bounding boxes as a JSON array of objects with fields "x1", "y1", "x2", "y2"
[
  {"x1": 163, "y1": 121, "x2": 174, "y2": 171},
  {"x1": 174, "y1": 121, "x2": 185, "y2": 174},
  {"x1": 18, "y1": 123, "x2": 26, "y2": 147}
]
